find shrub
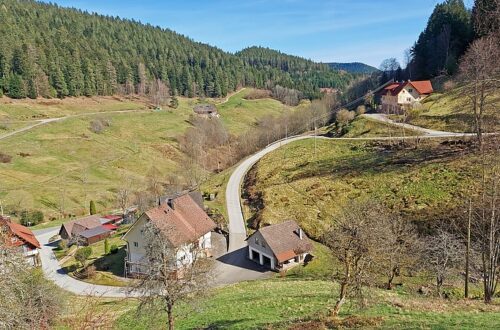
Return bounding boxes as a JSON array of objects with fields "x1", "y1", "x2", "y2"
[
  {"x1": 170, "y1": 96, "x2": 179, "y2": 109},
  {"x1": 82, "y1": 265, "x2": 97, "y2": 279},
  {"x1": 89, "y1": 117, "x2": 111, "y2": 134},
  {"x1": 356, "y1": 105, "x2": 366, "y2": 116},
  {"x1": 110, "y1": 245, "x2": 119, "y2": 254},
  {"x1": 0, "y1": 152, "x2": 12, "y2": 163},
  {"x1": 75, "y1": 246, "x2": 92, "y2": 268},
  {"x1": 19, "y1": 210, "x2": 43, "y2": 226},
  {"x1": 89, "y1": 200, "x2": 96, "y2": 215},
  {"x1": 57, "y1": 239, "x2": 68, "y2": 251},
  {"x1": 31, "y1": 210, "x2": 44, "y2": 224},
  {"x1": 244, "y1": 89, "x2": 271, "y2": 100},
  {"x1": 104, "y1": 238, "x2": 110, "y2": 255}
]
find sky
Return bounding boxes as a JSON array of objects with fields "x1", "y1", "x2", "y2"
[{"x1": 51, "y1": 0, "x2": 473, "y2": 68}]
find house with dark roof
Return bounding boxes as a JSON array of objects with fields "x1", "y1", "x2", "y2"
[
  {"x1": 380, "y1": 80, "x2": 433, "y2": 113},
  {"x1": 1, "y1": 216, "x2": 41, "y2": 266},
  {"x1": 58, "y1": 215, "x2": 102, "y2": 240},
  {"x1": 123, "y1": 192, "x2": 216, "y2": 277},
  {"x1": 247, "y1": 220, "x2": 313, "y2": 271},
  {"x1": 79, "y1": 225, "x2": 112, "y2": 245}
]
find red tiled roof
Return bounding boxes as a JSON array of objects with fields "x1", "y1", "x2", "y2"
[
  {"x1": 103, "y1": 224, "x2": 118, "y2": 231},
  {"x1": 1, "y1": 219, "x2": 41, "y2": 249},
  {"x1": 408, "y1": 80, "x2": 433, "y2": 94},
  {"x1": 255, "y1": 220, "x2": 313, "y2": 263},
  {"x1": 143, "y1": 194, "x2": 216, "y2": 247}
]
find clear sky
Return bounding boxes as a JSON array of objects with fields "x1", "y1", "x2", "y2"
[{"x1": 50, "y1": 0, "x2": 472, "y2": 68}]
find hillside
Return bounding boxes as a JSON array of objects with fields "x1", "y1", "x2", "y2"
[
  {"x1": 327, "y1": 62, "x2": 378, "y2": 74},
  {"x1": 244, "y1": 138, "x2": 492, "y2": 240},
  {"x1": 0, "y1": 89, "x2": 299, "y2": 220},
  {"x1": 0, "y1": 0, "x2": 352, "y2": 100}
]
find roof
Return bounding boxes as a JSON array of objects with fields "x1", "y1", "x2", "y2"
[
  {"x1": 381, "y1": 80, "x2": 433, "y2": 96},
  {"x1": 254, "y1": 220, "x2": 313, "y2": 263},
  {"x1": 408, "y1": 80, "x2": 433, "y2": 94},
  {"x1": 79, "y1": 225, "x2": 111, "y2": 239},
  {"x1": 0, "y1": 218, "x2": 41, "y2": 249},
  {"x1": 102, "y1": 223, "x2": 118, "y2": 231},
  {"x1": 60, "y1": 215, "x2": 102, "y2": 238},
  {"x1": 130, "y1": 193, "x2": 216, "y2": 248},
  {"x1": 103, "y1": 215, "x2": 122, "y2": 221}
]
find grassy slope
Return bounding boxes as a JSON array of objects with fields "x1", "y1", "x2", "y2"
[
  {"x1": 0, "y1": 90, "x2": 296, "y2": 220},
  {"x1": 407, "y1": 87, "x2": 500, "y2": 133},
  {"x1": 342, "y1": 116, "x2": 420, "y2": 138},
  {"x1": 72, "y1": 278, "x2": 499, "y2": 330},
  {"x1": 247, "y1": 138, "x2": 487, "y2": 239}
]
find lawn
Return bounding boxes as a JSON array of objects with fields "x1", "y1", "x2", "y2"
[
  {"x1": 0, "y1": 89, "x2": 297, "y2": 221},
  {"x1": 245, "y1": 138, "x2": 490, "y2": 240},
  {"x1": 105, "y1": 278, "x2": 499, "y2": 330},
  {"x1": 60, "y1": 225, "x2": 130, "y2": 286}
]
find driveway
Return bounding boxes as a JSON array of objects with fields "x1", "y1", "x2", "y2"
[{"x1": 34, "y1": 228, "x2": 132, "y2": 298}]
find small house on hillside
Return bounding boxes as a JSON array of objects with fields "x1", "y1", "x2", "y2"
[
  {"x1": 0, "y1": 216, "x2": 41, "y2": 266},
  {"x1": 379, "y1": 80, "x2": 433, "y2": 113},
  {"x1": 123, "y1": 192, "x2": 217, "y2": 277},
  {"x1": 59, "y1": 215, "x2": 102, "y2": 240},
  {"x1": 247, "y1": 220, "x2": 313, "y2": 271},
  {"x1": 79, "y1": 225, "x2": 111, "y2": 245},
  {"x1": 193, "y1": 104, "x2": 219, "y2": 118}
]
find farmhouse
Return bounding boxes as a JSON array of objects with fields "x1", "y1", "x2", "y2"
[
  {"x1": 380, "y1": 80, "x2": 433, "y2": 113},
  {"x1": 0, "y1": 216, "x2": 41, "y2": 266},
  {"x1": 193, "y1": 104, "x2": 219, "y2": 118},
  {"x1": 58, "y1": 215, "x2": 102, "y2": 240},
  {"x1": 247, "y1": 220, "x2": 313, "y2": 271},
  {"x1": 123, "y1": 192, "x2": 216, "y2": 277}
]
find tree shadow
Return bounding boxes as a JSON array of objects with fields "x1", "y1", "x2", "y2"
[
  {"x1": 200, "y1": 319, "x2": 252, "y2": 329},
  {"x1": 216, "y1": 247, "x2": 269, "y2": 273},
  {"x1": 93, "y1": 246, "x2": 126, "y2": 277}
]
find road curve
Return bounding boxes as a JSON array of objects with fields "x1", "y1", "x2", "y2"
[{"x1": 35, "y1": 228, "x2": 132, "y2": 298}]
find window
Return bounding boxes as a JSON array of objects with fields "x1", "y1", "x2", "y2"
[
  {"x1": 133, "y1": 242, "x2": 139, "y2": 248},
  {"x1": 255, "y1": 237, "x2": 260, "y2": 245},
  {"x1": 407, "y1": 97, "x2": 411, "y2": 102},
  {"x1": 408, "y1": 88, "x2": 413, "y2": 93}
]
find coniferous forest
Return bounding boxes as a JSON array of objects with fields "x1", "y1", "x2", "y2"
[{"x1": 0, "y1": 0, "x2": 353, "y2": 100}]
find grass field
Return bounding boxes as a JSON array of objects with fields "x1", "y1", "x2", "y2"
[
  {"x1": 340, "y1": 116, "x2": 420, "y2": 138},
  {"x1": 245, "y1": 138, "x2": 489, "y2": 239},
  {"x1": 55, "y1": 277, "x2": 499, "y2": 330},
  {"x1": 406, "y1": 87, "x2": 499, "y2": 133},
  {"x1": 0, "y1": 90, "x2": 298, "y2": 221}
]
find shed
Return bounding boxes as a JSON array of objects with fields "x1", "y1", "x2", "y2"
[{"x1": 78, "y1": 225, "x2": 111, "y2": 245}]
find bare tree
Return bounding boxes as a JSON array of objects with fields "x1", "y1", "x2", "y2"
[
  {"x1": 146, "y1": 166, "x2": 164, "y2": 205},
  {"x1": 322, "y1": 200, "x2": 381, "y2": 316},
  {"x1": 424, "y1": 228, "x2": 464, "y2": 297},
  {"x1": 150, "y1": 78, "x2": 170, "y2": 107},
  {"x1": 0, "y1": 231, "x2": 63, "y2": 329},
  {"x1": 131, "y1": 222, "x2": 213, "y2": 330},
  {"x1": 459, "y1": 34, "x2": 500, "y2": 151},
  {"x1": 375, "y1": 214, "x2": 420, "y2": 290}
]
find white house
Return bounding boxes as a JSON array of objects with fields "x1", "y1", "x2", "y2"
[
  {"x1": 0, "y1": 216, "x2": 41, "y2": 266},
  {"x1": 247, "y1": 220, "x2": 313, "y2": 271},
  {"x1": 380, "y1": 80, "x2": 433, "y2": 113},
  {"x1": 123, "y1": 192, "x2": 216, "y2": 277}
]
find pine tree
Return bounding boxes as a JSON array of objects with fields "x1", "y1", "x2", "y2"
[
  {"x1": 7, "y1": 74, "x2": 26, "y2": 99},
  {"x1": 89, "y1": 200, "x2": 96, "y2": 215}
]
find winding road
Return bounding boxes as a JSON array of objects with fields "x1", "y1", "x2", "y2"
[{"x1": 32, "y1": 113, "x2": 478, "y2": 296}]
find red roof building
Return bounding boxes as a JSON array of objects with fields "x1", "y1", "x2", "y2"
[
  {"x1": 380, "y1": 80, "x2": 433, "y2": 113},
  {"x1": 1, "y1": 217, "x2": 41, "y2": 266}
]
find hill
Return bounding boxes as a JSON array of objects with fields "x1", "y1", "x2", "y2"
[
  {"x1": 0, "y1": 89, "x2": 302, "y2": 220},
  {"x1": 327, "y1": 62, "x2": 378, "y2": 74},
  {"x1": 0, "y1": 0, "x2": 352, "y2": 100}
]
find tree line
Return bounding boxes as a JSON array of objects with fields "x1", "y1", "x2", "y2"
[{"x1": 0, "y1": 0, "x2": 353, "y2": 100}]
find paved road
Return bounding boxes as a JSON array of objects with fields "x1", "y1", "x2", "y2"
[
  {"x1": 35, "y1": 228, "x2": 132, "y2": 298},
  {"x1": 363, "y1": 113, "x2": 466, "y2": 136},
  {"x1": 0, "y1": 109, "x2": 151, "y2": 141}
]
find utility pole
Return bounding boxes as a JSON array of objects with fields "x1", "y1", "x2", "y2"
[
  {"x1": 465, "y1": 198, "x2": 472, "y2": 299},
  {"x1": 314, "y1": 122, "x2": 317, "y2": 159}
]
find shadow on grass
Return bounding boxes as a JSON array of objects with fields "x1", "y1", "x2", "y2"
[{"x1": 93, "y1": 246, "x2": 126, "y2": 277}]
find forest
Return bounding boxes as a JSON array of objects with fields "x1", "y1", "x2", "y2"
[{"x1": 0, "y1": 0, "x2": 353, "y2": 100}]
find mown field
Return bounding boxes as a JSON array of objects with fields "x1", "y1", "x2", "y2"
[
  {"x1": 406, "y1": 87, "x2": 500, "y2": 133},
  {"x1": 245, "y1": 138, "x2": 489, "y2": 239},
  {"x1": 0, "y1": 89, "x2": 298, "y2": 221}
]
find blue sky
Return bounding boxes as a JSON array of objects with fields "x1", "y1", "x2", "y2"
[{"x1": 51, "y1": 0, "x2": 472, "y2": 67}]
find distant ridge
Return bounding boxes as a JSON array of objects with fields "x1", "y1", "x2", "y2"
[{"x1": 327, "y1": 62, "x2": 378, "y2": 74}]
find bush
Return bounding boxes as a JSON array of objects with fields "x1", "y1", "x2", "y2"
[
  {"x1": 104, "y1": 238, "x2": 110, "y2": 255},
  {"x1": 19, "y1": 210, "x2": 44, "y2": 226},
  {"x1": 244, "y1": 89, "x2": 271, "y2": 100},
  {"x1": 0, "y1": 152, "x2": 12, "y2": 163},
  {"x1": 57, "y1": 239, "x2": 68, "y2": 251},
  {"x1": 75, "y1": 246, "x2": 92, "y2": 267},
  {"x1": 82, "y1": 265, "x2": 97, "y2": 279},
  {"x1": 356, "y1": 105, "x2": 366, "y2": 116},
  {"x1": 89, "y1": 117, "x2": 111, "y2": 134},
  {"x1": 110, "y1": 244, "x2": 119, "y2": 254},
  {"x1": 89, "y1": 200, "x2": 96, "y2": 215}
]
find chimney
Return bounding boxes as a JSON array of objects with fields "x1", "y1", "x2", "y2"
[
  {"x1": 298, "y1": 228, "x2": 303, "y2": 240},
  {"x1": 167, "y1": 198, "x2": 174, "y2": 210}
]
